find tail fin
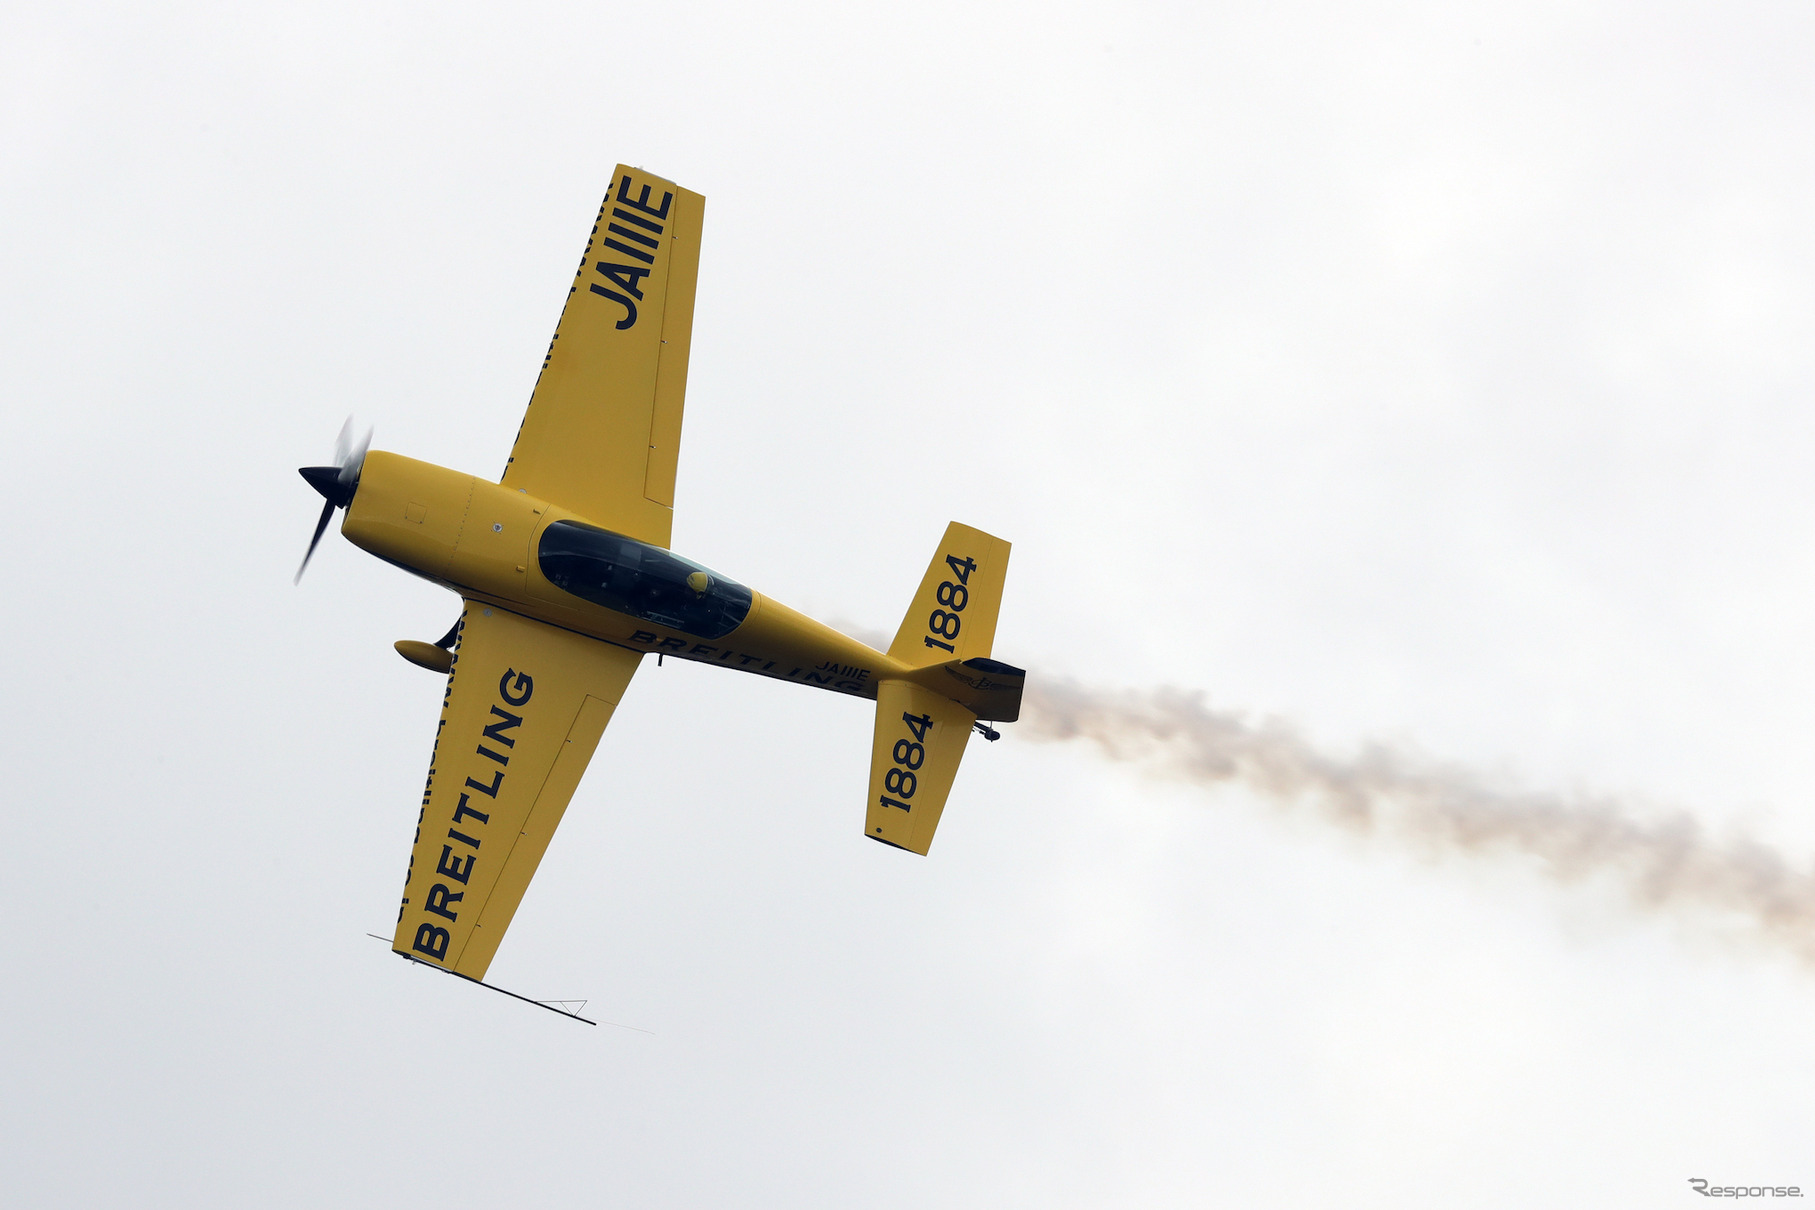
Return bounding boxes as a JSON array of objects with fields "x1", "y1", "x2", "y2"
[
  {"x1": 868, "y1": 522, "x2": 1018, "y2": 854},
  {"x1": 910, "y1": 656, "x2": 1024, "y2": 723},
  {"x1": 888, "y1": 521, "x2": 1011, "y2": 667},
  {"x1": 866, "y1": 679, "x2": 974, "y2": 854}
]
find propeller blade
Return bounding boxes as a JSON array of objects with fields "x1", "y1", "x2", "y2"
[
  {"x1": 331, "y1": 415, "x2": 372, "y2": 490},
  {"x1": 295, "y1": 416, "x2": 372, "y2": 585},
  {"x1": 332, "y1": 415, "x2": 356, "y2": 467},
  {"x1": 339, "y1": 422, "x2": 372, "y2": 490},
  {"x1": 294, "y1": 498, "x2": 337, "y2": 585}
]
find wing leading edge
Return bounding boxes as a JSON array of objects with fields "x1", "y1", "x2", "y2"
[
  {"x1": 501, "y1": 166, "x2": 705, "y2": 549},
  {"x1": 393, "y1": 601, "x2": 642, "y2": 980}
]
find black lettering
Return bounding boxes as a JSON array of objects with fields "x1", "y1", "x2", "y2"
[
  {"x1": 482, "y1": 706, "x2": 522, "y2": 748},
  {"x1": 425, "y1": 883, "x2": 464, "y2": 921},
  {"x1": 804, "y1": 672, "x2": 834, "y2": 685},
  {"x1": 600, "y1": 237, "x2": 655, "y2": 265},
  {"x1": 464, "y1": 770, "x2": 504, "y2": 799},
  {"x1": 411, "y1": 923, "x2": 449, "y2": 960},
  {"x1": 657, "y1": 637, "x2": 686, "y2": 651},
  {"x1": 737, "y1": 654, "x2": 762, "y2": 666},
  {"x1": 616, "y1": 175, "x2": 674, "y2": 219},
  {"x1": 436, "y1": 845, "x2": 475, "y2": 884},
  {"x1": 498, "y1": 669, "x2": 534, "y2": 706},
  {"x1": 605, "y1": 222, "x2": 660, "y2": 251},
  {"x1": 452, "y1": 793, "x2": 492, "y2": 825},
  {"x1": 447, "y1": 828, "x2": 480, "y2": 848},
  {"x1": 610, "y1": 206, "x2": 664, "y2": 234},
  {"x1": 690, "y1": 644, "x2": 717, "y2": 656},
  {"x1": 588, "y1": 282, "x2": 637, "y2": 328},
  {"x1": 630, "y1": 630, "x2": 659, "y2": 644},
  {"x1": 476, "y1": 744, "x2": 510, "y2": 766},
  {"x1": 595, "y1": 261, "x2": 651, "y2": 300}
]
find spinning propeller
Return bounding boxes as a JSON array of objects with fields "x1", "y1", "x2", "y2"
[{"x1": 295, "y1": 417, "x2": 371, "y2": 584}]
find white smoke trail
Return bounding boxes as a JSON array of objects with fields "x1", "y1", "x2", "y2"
[{"x1": 1018, "y1": 679, "x2": 1815, "y2": 963}]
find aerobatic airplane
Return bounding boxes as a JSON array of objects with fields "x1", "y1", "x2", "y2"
[{"x1": 297, "y1": 165, "x2": 1023, "y2": 1005}]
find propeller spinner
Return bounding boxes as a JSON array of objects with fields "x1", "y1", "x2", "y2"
[{"x1": 295, "y1": 417, "x2": 371, "y2": 584}]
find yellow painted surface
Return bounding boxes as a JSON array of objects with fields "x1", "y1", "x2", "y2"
[
  {"x1": 394, "y1": 640, "x2": 452, "y2": 673},
  {"x1": 643, "y1": 190, "x2": 701, "y2": 510},
  {"x1": 319, "y1": 166, "x2": 1028, "y2": 985},
  {"x1": 341, "y1": 450, "x2": 475, "y2": 584},
  {"x1": 865, "y1": 679, "x2": 976, "y2": 855},
  {"x1": 887, "y1": 521, "x2": 1012, "y2": 666},
  {"x1": 458, "y1": 693, "x2": 623, "y2": 976},
  {"x1": 391, "y1": 601, "x2": 641, "y2": 980},
  {"x1": 500, "y1": 165, "x2": 705, "y2": 548}
]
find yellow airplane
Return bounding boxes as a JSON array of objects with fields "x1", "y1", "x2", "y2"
[{"x1": 297, "y1": 165, "x2": 1022, "y2": 1005}]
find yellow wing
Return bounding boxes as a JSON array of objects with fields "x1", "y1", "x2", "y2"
[
  {"x1": 501, "y1": 166, "x2": 705, "y2": 548},
  {"x1": 392, "y1": 600, "x2": 642, "y2": 980}
]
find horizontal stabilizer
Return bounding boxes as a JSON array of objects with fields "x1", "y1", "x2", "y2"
[
  {"x1": 888, "y1": 522, "x2": 1011, "y2": 667},
  {"x1": 866, "y1": 679, "x2": 975, "y2": 855}
]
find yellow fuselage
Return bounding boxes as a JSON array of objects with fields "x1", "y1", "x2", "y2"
[{"x1": 343, "y1": 451, "x2": 905, "y2": 698}]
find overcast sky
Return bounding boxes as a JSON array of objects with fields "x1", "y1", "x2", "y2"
[{"x1": 5, "y1": 2, "x2": 1814, "y2": 1206}]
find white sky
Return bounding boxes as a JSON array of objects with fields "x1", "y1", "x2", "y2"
[{"x1": 4, "y1": 1, "x2": 1813, "y2": 1205}]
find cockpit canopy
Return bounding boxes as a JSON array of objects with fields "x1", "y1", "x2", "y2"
[{"x1": 537, "y1": 519, "x2": 753, "y2": 639}]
